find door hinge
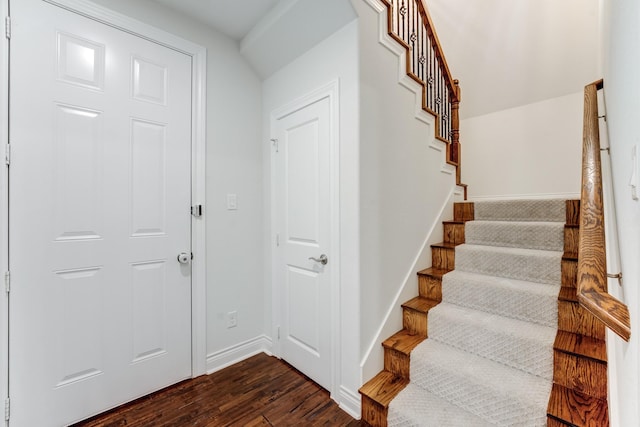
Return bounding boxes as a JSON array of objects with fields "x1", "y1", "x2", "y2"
[
  {"x1": 4, "y1": 271, "x2": 9, "y2": 294},
  {"x1": 276, "y1": 233, "x2": 280, "y2": 247},
  {"x1": 5, "y1": 16, "x2": 10, "y2": 40},
  {"x1": 4, "y1": 397, "x2": 9, "y2": 421},
  {"x1": 277, "y1": 326, "x2": 280, "y2": 340},
  {"x1": 270, "y1": 138, "x2": 278, "y2": 153},
  {"x1": 191, "y1": 204, "x2": 203, "y2": 218},
  {"x1": 5, "y1": 144, "x2": 10, "y2": 166}
]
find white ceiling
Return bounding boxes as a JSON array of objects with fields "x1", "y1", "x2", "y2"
[
  {"x1": 427, "y1": 0, "x2": 601, "y2": 119},
  {"x1": 151, "y1": 0, "x2": 281, "y2": 40},
  {"x1": 149, "y1": 0, "x2": 600, "y2": 118}
]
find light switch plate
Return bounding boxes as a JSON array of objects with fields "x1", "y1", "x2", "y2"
[{"x1": 631, "y1": 145, "x2": 638, "y2": 201}]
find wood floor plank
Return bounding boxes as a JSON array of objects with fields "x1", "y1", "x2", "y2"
[{"x1": 73, "y1": 353, "x2": 361, "y2": 427}]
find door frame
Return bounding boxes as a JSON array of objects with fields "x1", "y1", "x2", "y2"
[
  {"x1": 270, "y1": 79, "x2": 341, "y2": 398},
  {"x1": 0, "y1": 0, "x2": 208, "y2": 413}
]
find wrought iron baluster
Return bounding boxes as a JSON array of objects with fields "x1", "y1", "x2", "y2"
[{"x1": 411, "y1": 0, "x2": 420, "y2": 76}]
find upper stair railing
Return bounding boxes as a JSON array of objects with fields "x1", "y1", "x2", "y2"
[
  {"x1": 381, "y1": 0, "x2": 463, "y2": 185},
  {"x1": 579, "y1": 79, "x2": 631, "y2": 341}
]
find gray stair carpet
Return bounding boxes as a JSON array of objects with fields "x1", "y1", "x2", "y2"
[{"x1": 388, "y1": 199, "x2": 564, "y2": 426}]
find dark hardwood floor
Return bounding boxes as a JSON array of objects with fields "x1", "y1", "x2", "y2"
[{"x1": 72, "y1": 353, "x2": 362, "y2": 426}]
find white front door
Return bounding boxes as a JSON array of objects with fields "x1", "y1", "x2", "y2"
[
  {"x1": 8, "y1": 0, "x2": 193, "y2": 425},
  {"x1": 274, "y1": 95, "x2": 333, "y2": 391}
]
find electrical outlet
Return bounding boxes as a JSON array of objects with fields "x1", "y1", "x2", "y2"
[
  {"x1": 227, "y1": 194, "x2": 237, "y2": 210},
  {"x1": 227, "y1": 311, "x2": 238, "y2": 328}
]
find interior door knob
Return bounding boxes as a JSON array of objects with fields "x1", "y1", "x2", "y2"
[
  {"x1": 177, "y1": 252, "x2": 190, "y2": 264},
  {"x1": 308, "y1": 254, "x2": 328, "y2": 265}
]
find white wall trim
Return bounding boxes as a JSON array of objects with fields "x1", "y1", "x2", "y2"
[
  {"x1": 338, "y1": 385, "x2": 361, "y2": 419},
  {"x1": 206, "y1": 335, "x2": 274, "y2": 375},
  {"x1": 269, "y1": 79, "x2": 342, "y2": 400},
  {"x1": 0, "y1": 0, "x2": 9, "y2": 418},
  {"x1": 363, "y1": 0, "x2": 451, "y2": 174},
  {"x1": 360, "y1": 187, "x2": 454, "y2": 372},
  {"x1": 469, "y1": 192, "x2": 580, "y2": 201},
  {"x1": 8, "y1": 0, "x2": 208, "y2": 377}
]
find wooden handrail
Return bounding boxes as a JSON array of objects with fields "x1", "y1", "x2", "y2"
[
  {"x1": 380, "y1": 0, "x2": 462, "y2": 176},
  {"x1": 416, "y1": 0, "x2": 457, "y2": 101},
  {"x1": 578, "y1": 79, "x2": 631, "y2": 341}
]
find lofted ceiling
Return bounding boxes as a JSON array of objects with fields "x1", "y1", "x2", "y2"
[
  {"x1": 426, "y1": 0, "x2": 601, "y2": 118},
  {"x1": 148, "y1": 0, "x2": 600, "y2": 118},
  {"x1": 150, "y1": 0, "x2": 280, "y2": 41}
]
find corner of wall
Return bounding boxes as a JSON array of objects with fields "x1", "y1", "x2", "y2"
[{"x1": 206, "y1": 335, "x2": 273, "y2": 375}]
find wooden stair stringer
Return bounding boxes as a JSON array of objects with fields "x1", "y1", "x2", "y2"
[
  {"x1": 358, "y1": 202, "x2": 472, "y2": 426},
  {"x1": 547, "y1": 200, "x2": 610, "y2": 426}
]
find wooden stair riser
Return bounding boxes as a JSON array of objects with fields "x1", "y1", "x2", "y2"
[
  {"x1": 443, "y1": 221, "x2": 465, "y2": 244},
  {"x1": 453, "y1": 202, "x2": 475, "y2": 221},
  {"x1": 564, "y1": 225, "x2": 579, "y2": 258},
  {"x1": 558, "y1": 300, "x2": 606, "y2": 339},
  {"x1": 431, "y1": 246, "x2": 455, "y2": 270},
  {"x1": 553, "y1": 351, "x2": 608, "y2": 398},
  {"x1": 566, "y1": 200, "x2": 580, "y2": 226},
  {"x1": 418, "y1": 274, "x2": 442, "y2": 301},
  {"x1": 381, "y1": 329, "x2": 425, "y2": 377},
  {"x1": 402, "y1": 307, "x2": 428, "y2": 337},
  {"x1": 562, "y1": 259, "x2": 578, "y2": 288},
  {"x1": 362, "y1": 396, "x2": 388, "y2": 427},
  {"x1": 547, "y1": 417, "x2": 572, "y2": 427},
  {"x1": 547, "y1": 384, "x2": 608, "y2": 427},
  {"x1": 384, "y1": 348, "x2": 411, "y2": 379}
]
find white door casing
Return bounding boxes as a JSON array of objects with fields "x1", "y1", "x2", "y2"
[
  {"x1": 5, "y1": 0, "x2": 207, "y2": 425},
  {"x1": 271, "y1": 81, "x2": 340, "y2": 395}
]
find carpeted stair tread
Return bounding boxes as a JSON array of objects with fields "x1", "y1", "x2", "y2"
[
  {"x1": 407, "y1": 340, "x2": 551, "y2": 426},
  {"x1": 474, "y1": 199, "x2": 566, "y2": 222},
  {"x1": 387, "y1": 382, "x2": 494, "y2": 427},
  {"x1": 428, "y1": 302, "x2": 556, "y2": 379},
  {"x1": 441, "y1": 270, "x2": 559, "y2": 327},
  {"x1": 455, "y1": 244, "x2": 562, "y2": 285},
  {"x1": 465, "y1": 220, "x2": 564, "y2": 251},
  {"x1": 386, "y1": 199, "x2": 567, "y2": 426}
]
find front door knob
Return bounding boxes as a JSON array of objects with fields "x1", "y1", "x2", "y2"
[{"x1": 177, "y1": 252, "x2": 190, "y2": 264}]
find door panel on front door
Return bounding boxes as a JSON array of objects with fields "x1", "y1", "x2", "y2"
[
  {"x1": 8, "y1": 0, "x2": 193, "y2": 425},
  {"x1": 276, "y1": 96, "x2": 332, "y2": 391}
]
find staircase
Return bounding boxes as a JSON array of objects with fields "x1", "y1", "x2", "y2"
[{"x1": 359, "y1": 199, "x2": 609, "y2": 426}]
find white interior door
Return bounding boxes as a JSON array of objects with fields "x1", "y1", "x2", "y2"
[
  {"x1": 274, "y1": 95, "x2": 332, "y2": 391},
  {"x1": 8, "y1": 0, "x2": 193, "y2": 425}
]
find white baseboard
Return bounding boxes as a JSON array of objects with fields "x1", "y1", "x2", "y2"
[
  {"x1": 338, "y1": 385, "x2": 361, "y2": 419},
  {"x1": 206, "y1": 335, "x2": 273, "y2": 375},
  {"x1": 469, "y1": 192, "x2": 580, "y2": 201}
]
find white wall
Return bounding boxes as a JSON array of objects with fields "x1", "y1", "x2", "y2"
[
  {"x1": 427, "y1": 0, "x2": 600, "y2": 120},
  {"x1": 89, "y1": 0, "x2": 266, "y2": 369},
  {"x1": 262, "y1": 20, "x2": 361, "y2": 415},
  {"x1": 461, "y1": 93, "x2": 583, "y2": 200},
  {"x1": 355, "y1": 0, "x2": 457, "y2": 381},
  {"x1": 0, "y1": 0, "x2": 8, "y2": 414},
  {"x1": 602, "y1": 0, "x2": 640, "y2": 425}
]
